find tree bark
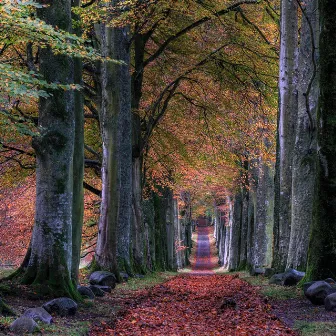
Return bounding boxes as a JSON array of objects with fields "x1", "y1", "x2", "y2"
[
  {"x1": 21, "y1": 0, "x2": 78, "y2": 298},
  {"x1": 94, "y1": 14, "x2": 132, "y2": 276},
  {"x1": 71, "y1": 0, "x2": 85, "y2": 284},
  {"x1": 305, "y1": 0, "x2": 336, "y2": 280},
  {"x1": 287, "y1": 0, "x2": 319, "y2": 271},
  {"x1": 273, "y1": 0, "x2": 299, "y2": 272}
]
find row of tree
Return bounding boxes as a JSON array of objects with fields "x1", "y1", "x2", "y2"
[{"x1": 215, "y1": 0, "x2": 336, "y2": 282}]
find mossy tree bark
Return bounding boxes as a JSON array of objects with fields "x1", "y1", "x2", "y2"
[
  {"x1": 21, "y1": 0, "x2": 78, "y2": 298},
  {"x1": 273, "y1": 0, "x2": 299, "y2": 272},
  {"x1": 71, "y1": 0, "x2": 85, "y2": 284},
  {"x1": 287, "y1": 0, "x2": 319, "y2": 271},
  {"x1": 94, "y1": 6, "x2": 132, "y2": 276},
  {"x1": 305, "y1": 0, "x2": 336, "y2": 280}
]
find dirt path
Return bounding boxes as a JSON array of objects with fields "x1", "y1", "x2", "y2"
[{"x1": 107, "y1": 227, "x2": 297, "y2": 335}]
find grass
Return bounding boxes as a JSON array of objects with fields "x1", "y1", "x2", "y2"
[
  {"x1": 239, "y1": 272, "x2": 303, "y2": 300},
  {"x1": 38, "y1": 320, "x2": 90, "y2": 335},
  {"x1": 0, "y1": 268, "x2": 15, "y2": 280},
  {"x1": 294, "y1": 321, "x2": 336, "y2": 336},
  {"x1": 118, "y1": 271, "x2": 178, "y2": 291}
]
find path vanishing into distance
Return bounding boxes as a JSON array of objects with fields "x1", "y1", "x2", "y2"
[{"x1": 103, "y1": 226, "x2": 297, "y2": 336}]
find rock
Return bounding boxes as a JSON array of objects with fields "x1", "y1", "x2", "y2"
[
  {"x1": 89, "y1": 271, "x2": 116, "y2": 289},
  {"x1": 0, "y1": 297, "x2": 15, "y2": 316},
  {"x1": 134, "y1": 274, "x2": 145, "y2": 279},
  {"x1": 325, "y1": 292, "x2": 336, "y2": 311},
  {"x1": 42, "y1": 297, "x2": 77, "y2": 317},
  {"x1": 303, "y1": 281, "x2": 316, "y2": 295},
  {"x1": 305, "y1": 281, "x2": 333, "y2": 305},
  {"x1": 23, "y1": 307, "x2": 53, "y2": 324},
  {"x1": 10, "y1": 317, "x2": 39, "y2": 334},
  {"x1": 283, "y1": 269, "x2": 305, "y2": 286},
  {"x1": 94, "y1": 285, "x2": 111, "y2": 293},
  {"x1": 250, "y1": 266, "x2": 265, "y2": 276},
  {"x1": 264, "y1": 268, "x2": 276, "y2": 278},
  {"x1": 324, "y1": 278, "x2": 336, "y2": 286},
  {"x1": 89, "y1": 285, "x2": 105, "y2": 297},
  {"x1": 77, "y1": 286, "x2": 95, "y2": 299},
  {"x1": 269, "y1": 273, "x2": 284, "y2": 285},
  {"x1": 119, "y1": 272, "x2": 129, "y2": 282}
]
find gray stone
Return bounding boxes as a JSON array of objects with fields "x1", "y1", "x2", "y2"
[
  {"x1": 23, "y1": 307, "x2": 53, "y2": 324},
  {"x1": 77, "y1": 286, "x2": 95, "y2": 299},
  {"x1": 324, "y1": 278, "x2": 336, "y2": 285},
  {"x1": 269, "y1": 273, "x2": 284, "y2": 285},
  {"x1": 94, "y1": 285, "x2": 111, "y2": 293},
  {"x1": 305, "y1": 281, "x2": 333, "y2": 305},
  {"x1": 303, "y1": 281, "x2": 316, "y2": 295},
  {"x1": 89, "y1": 285, "x2": 105, "y2": 297},
  {"x1": 10, "y1": 317, "x2": 39, "y2": 334},
  {"x1": 120, "y1": 272, "x2": 129, "y2": 282},
  {"x1": 325, "y1": 292, "x2": 336, "y2": 311},
  {"x1": 42, "y1": 297, "x2": 77, "y2": 317},
  {"x1": 250, "y1": 266, "x2": 265, "y2": 276},
  {"x1": 89, "y1": 271, "x2": 116, "y2": 289},
  {"x1": 283, "y1": 269, "x2": 305, "y2": 286},
  {"x1": 134, "y1": 274, "x2": 145, "y2": 279}
]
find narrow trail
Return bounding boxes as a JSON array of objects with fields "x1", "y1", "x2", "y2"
[{"x1": 109, "y1": 226, "x2": 297, "y2": 335}]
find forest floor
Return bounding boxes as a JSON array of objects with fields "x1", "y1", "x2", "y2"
[{"x1": 1, "y1": 196, "x2": 336, "y2": 335}]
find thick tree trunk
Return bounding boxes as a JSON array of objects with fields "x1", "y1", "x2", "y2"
[
  {"x1": 253, "y1": 162, "x2": 274, "y2": 268},
  {"x1": 273, "y1": 0, "x2": 299, "y2": 272},
  {"x1": 94, "y1": 17, "x2": 132, "y2": 276},
  {"x1": 238, "y1": 186, "x2": 249, "y2": 270},
  {"x1": 131, "y1": 33, "x2": 147, "y2": 273},
  {"x1": 287, "y1": 0, "x2": 319, "y2": 271},
  {"x1": 228, "y1": 192, "x2": 242, "y2": 271},
  {"x1": 71, "y1": 0, "x2": 85, "y2": 284},
  {"x1": 21, "y1": 0, "x2": 77, "y2": 298},
  {"x1": 306, "y1": 0, "x2": 336, "y2": 280}
]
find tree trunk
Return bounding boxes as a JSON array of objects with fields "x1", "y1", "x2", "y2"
[
  {"x1": 238, "y1": 186, "x2": 249, "y2": 270},
  {"x1": 94, "y1": 16, "x2": 132, "y2": 276},
  {"x1": 71, "y1": 0, "x2": 85, "y2": 284},
  {"x1": 287, "y1": 0, "x2": 319, "y2": 271},
  {"x1": 273, "y1": 0, "x2": 299, "y2": 272},
  {"x1": 305, "y1": 0, "x2": 336, "y2": 280},
  {"x1": 21, "y1": 0, "x2": 78, "y2": 298},
  {"x1": 228, "y1": 192, "x2": 242, "y2": 271}
]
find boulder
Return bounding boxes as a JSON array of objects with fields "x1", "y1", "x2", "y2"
[
  {"x1": 269, "y1": 273, "x2": 284, "y2": 285},
  {"x1": 325, "y1": 292, "x2": 336, "y2": 311},
  {"x1": 42, "y1": 297, "x2": 77, "y2": 317},
  {"x1": 305, "y1": 281, "x2": 334, "y2": 305},
  {"x1": 77, "y1": 286, "x2": 95, "y2": 299},
  {"x1": 134, "y1": 274, "x2": 145, "y2": 279},
  {"x1": 303, "y1": 281, "x2": 316, "y2": 295},
  {"x1": 89, "y1": 285, "x2": 105, "y2": 297},
  {"x1": 120, "y1": 272, "x2": 129, "y2": 282},
  {"x1": 23, "y1": 307, "x2": 53, "y2": 324},
  {"x1": 264, "y1": 268, "x2": 276, "y2": 278},
  {"x1": 10, "y1": 317, "x2": 39, "y2": 334},
  {"x1": 250, "y1": 266, "x2": 265, "y2": 276},
  {"x1": 93, "y1": 285, "x2": 111, "y2": 293},
  {"x1": 89, "y1": 271, "x2": 116, "y2": 289},
  {"x1": 282, "y1": 269, "x2": 305, "y2": 286},
  {"x1": 324, "y1": 278, "x2": 336, "y2": 286}
]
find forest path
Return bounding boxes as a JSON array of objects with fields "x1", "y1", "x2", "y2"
[
  {"x1": 105, "y1": 227, "x2": 298, "y2": 335},
  {"x1": 192, "y1": 226, "x2": 216, "y2": 274}
]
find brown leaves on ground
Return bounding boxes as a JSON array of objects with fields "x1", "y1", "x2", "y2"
[{"x1": 93, "y1": 274, "x2": 298, "y2": 336}]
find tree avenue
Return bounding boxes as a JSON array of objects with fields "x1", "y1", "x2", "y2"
[{"x1": 0, "y1": 0, "x2": 336, "y2": 308}]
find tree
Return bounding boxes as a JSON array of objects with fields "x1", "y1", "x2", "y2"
[
  {"x1": 272, "y1": 0, "x2": 298, "y2": 272},
  {"x1": 19, "y1": 0, "x2": 78, "y2": 298},
  {"x1": 93, "y1": 1, "x2": 132, "y2": 277},
  {"x1": 305, "y1": 0, "x2": 336, "y2": 280}
]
